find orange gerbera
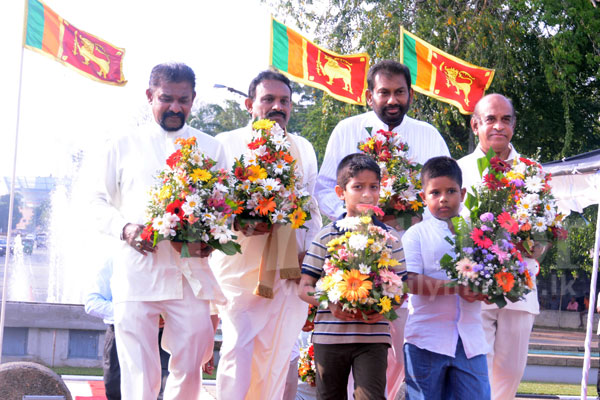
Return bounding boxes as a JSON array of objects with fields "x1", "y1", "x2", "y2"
[
  {"x1": 256, "y1": 196, "x2": 276, "y2": 216},
  {"x1": 524, "y1": 269, "x2": 534, "y2": 289},
  {"x1": 175, "y1": 137, "x2": 196, "y2": 147},
  {"x1": 338, "y1": 269, "x2": 372, "y2": 302},
  {"x1": 495, "y1": 270, "x2": 515, "y2": 293}
]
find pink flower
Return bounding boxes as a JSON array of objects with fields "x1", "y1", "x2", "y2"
[
  {"x1": 379, "y1": 268, "x2": 402, "y2": 285},
  {"x1": 489, "y1": 244, "x2": 510, "y2": 264},
  {"x1": 357, "y1": 204, "x2": 385, "y2": 217},
  {"x1": 323, "y1": 260, "x2": 339, "y2": 275},
  {"x1": 456, "y1": 258, "x2": 479, "y2": 279}
]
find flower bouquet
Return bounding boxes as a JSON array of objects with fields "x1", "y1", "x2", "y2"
[
  {"x1": 358, "y1": 128, "x2": 423, "y2": 229},
  {"x1": 503, "y1": 156, "x2": 567, "y2": 256},
  {"x1": 141, "y1": 137, "x2": 242, "y2": 257},
  {"x1": 313, "y1": 205, "x2": 405, "y2": 321},
  {"x1": 230, "y1": 119, "x2": 311, "y2": 229},
  {"x1": 298, "y1": 343, "x2": 316, "y2": 387}
]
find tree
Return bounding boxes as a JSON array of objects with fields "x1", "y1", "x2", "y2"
[
  {"x1": 266, "y1": 0, "x2": 600, "y2": 162},
  {"x1": 0, "y1": 193, "x2": 23, "y2": 233},
  {"x1": 32, "y1": 199, "x2": 51, "y2": 231},
  {"x1": 188, "y1": 100, "x2": 250, "y2": 136}
]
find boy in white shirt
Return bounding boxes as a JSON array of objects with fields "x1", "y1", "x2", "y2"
[{"x1": 402, "y1": 156, "x2": 490, "y2": 400}]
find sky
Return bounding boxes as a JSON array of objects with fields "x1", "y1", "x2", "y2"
[{"x1": 0, "y1": 0, "x2": 291, "y2": 183}]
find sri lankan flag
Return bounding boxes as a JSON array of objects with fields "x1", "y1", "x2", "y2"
[
  {"x1": 270, "y1": 17, "x2": 369, "y2": 105},
  {"x1": 400, "y1": 27, "x2": 494, "y2": 114},
  {"x1": 24, "y1": 0, "x2": 126, "y2": 86}
]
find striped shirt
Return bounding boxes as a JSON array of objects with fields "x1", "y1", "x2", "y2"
[{"x1": 301, "y1": 214, "x2": 406, "y2": 345}]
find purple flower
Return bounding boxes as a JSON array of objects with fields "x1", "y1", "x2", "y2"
[
  {"x1": 463, "y1": 247, "x2": 474, "y2": 255},
  {"x1": 485, "y1": 254, "x2": 495, "y2": 262},
  {"x1": 473, "y1": 264, "x2": 484, "y2": 272},
  {"x1": 480, "y1": 225, "x2": 493, "y2": 232},
  {"x1": 511, "y1": 179, "x2": 524, "y2": 187},
  {"x1": 518, "y1": 261, "x2": 527, "y2": 274},
  {"x1": 480, "y1": 212, "x2": 494, "y2": 222}
]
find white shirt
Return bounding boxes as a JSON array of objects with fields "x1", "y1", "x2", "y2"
[
  {"x1": 91, "y1": 124, "x2": 227, "y2": 304},
  {"x1": 315, "y1": 111, "x2": 450, "y2": 220},
  {"x1": 457, "y1": 145, "x2": 540, "y2": 314},
  {"x1": 210, "y1": 126, "x2": 322, "y2": 308},
  {"x1": 402, "y1": 217, "x2": 489, "y2": 359}
]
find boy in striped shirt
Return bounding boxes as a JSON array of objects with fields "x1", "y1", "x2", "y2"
[{"x1": 299, "y1": 153, "x2": 405, "y2": 400}]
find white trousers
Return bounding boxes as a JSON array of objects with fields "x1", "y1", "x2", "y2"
[
  {"x1": 114, "y1": 280, "x2": 214, "y2": 400},
  {"x1": 482, "y1": 309, "x2": 535, "y2": 400},
  {"x1": 216, "y1": 280, "x2": 306, "y2": 400}
]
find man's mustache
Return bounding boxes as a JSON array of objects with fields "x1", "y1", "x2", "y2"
[
  {"x1": 266, "y1": 110, "x2": 287, "y2": 119},
  {"x1": 162, "y1": 111, "x2": 185, "y2": 121}
]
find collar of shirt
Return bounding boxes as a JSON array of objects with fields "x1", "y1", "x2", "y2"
[
  {"x1": 365, "y1": 111, "x2": 413, "y2": 133},
  {"x1": 474, "y1": 143, "x2": 520, "y2": 162}
]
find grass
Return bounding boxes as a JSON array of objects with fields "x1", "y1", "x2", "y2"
[
  {"x1": 519, "y1": 381, "x2": 598, "y2": 396},
  {"x1": 51, "y1": 366, "x2": 103, "y2": 376}
]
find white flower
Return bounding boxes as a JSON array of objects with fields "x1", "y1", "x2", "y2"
[
  {"x1": 348, "y1": 234, "x2": 369, "y2": 251},
  {"x1": 182, "y1": 194, "x2": 201, "y2": 215},
  {"x1": 271, "y1": 210, "x2": 287, "y2": 224},
  {"x1": 153, "y1": 213, "x2": 179, "y2": 237},
  {"x1": 336, "y1": 217, "x2": 361, "y2": 231},
  {"x1": 261, "y1": 178, "x2": 281, "y2": 193},
  {"x1": 327, "y1": 286, "x2": 342, "y2": 303},
  {"x1": 525, "y1": 175, "x2": 544, "y2": 193},
  {"x1": 271, "y1": 133, "x2": 290, "y2": 151},
  {"x1": 370, "y1": 242, "x2": 383, "y2": 253},
  {"x1": 214, "y1": 182, "x2": 228, "y2": 194},
  {"x1": 244, "y1": 153, "x2": 258, "y2": 166},
  {"x1": 271, "y1": 123, "x2": 285, "y2": 135},
  {"x1": 212, "y1": 225, "x2": 233, "y2": 244},
  {"x1": 272, "y1": 160, "x2": 289, "y2": 175},
  {"x1": 358, "y1": 263, "x2": 371, "y2": 275},
  {"x1": 533, "y1": 217, "x2": 547, "y2": 232}
]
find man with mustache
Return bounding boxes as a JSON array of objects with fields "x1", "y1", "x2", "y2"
[
  {"x1": 92, "y1": 62, "x2": 226, "y2": 399},
  {"x1": 315, "y1": 60, "x2": 449, "y2": 400},
  {"x1": 457, "y1": 94, "x2": 541, "y2": 400},
  {"x1": 210, "y1": 70, "x2": 322, "y2": 399}
]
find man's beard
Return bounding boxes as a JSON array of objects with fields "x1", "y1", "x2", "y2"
[
  {"x1": 375, "y1": 104, "x2": 408, "y2": 128},
  {"x1": 160, "y1": 111, "x2": 186, "y2": 131}
]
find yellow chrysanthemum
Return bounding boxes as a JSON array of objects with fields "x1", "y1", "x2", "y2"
[
  {"x1": 410, "y1": 200, "x2": 423, "y2": 211},
  {"x1": 338, "y1": 269, "x2": 372, "y2": 302},
  {"x1": 378, "y1": 253, "x2": 399, "y2": 268},
  {"x1": 320, "y1": 276, "x2": 337, "y2": 291},
  {"x1": 247, "y1": 165, "x2": 267, "y2": 182},
  {"x1": 191, "y1": 168, "x2": 211, "y2": 182},
  {"x1": 253, "y1": 119, "x2": 275, "y2": 130},
  {"x1": 378, "y1": 296, "x2": 392, "y2": 314},
  {"x1": 290, "y1": 208, "x2": 307, "y2": 229},
  {"x1": 367, "y1": 238, "x2": 375, "y2": 245},
  {"x1": 159, "y1": 186, "x2": 172, "y2": 201},
  {"x1": 506, "y1": 171, "x2": 524, "y2": 181},
  {"x1": 360, "y1": 216, "x2": 372, "y2": 224}
]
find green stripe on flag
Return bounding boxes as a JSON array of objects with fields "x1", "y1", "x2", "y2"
[
  {"x1": 26, "y1": 0, "x2": 45, "y2": 49},
  {"x1": 272, "y1": 19, "x2": 289, "y2": 72},
  {"x1": 403, "y1": 34, "x2": 418, "y2": 86}
]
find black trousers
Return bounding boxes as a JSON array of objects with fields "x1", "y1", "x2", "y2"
[{"x1": 103, "y1": 325, "x2": 120, "y2": 400}]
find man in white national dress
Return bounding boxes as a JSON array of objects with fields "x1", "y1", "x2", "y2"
[
  {"x1": 457, "y1": 93, "x2": 541, "y2": 400},
  {"x1": 210, "y1": 70, "x2": 322, "y2": 400},
  {"x1": 314, "y1": 59, "x2": 450, "y2": 400},
  {"x1": 91, "y1": 62, "x2": 227, "y2": 400}
]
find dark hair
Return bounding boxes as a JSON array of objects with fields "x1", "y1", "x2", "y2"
[
  {"x1": 336, "y1": 153, "x2": 381, "y2": 189},
  {"x1": 149, "y1": 62, "x2": 196, "y2": 90},
  {"x1": 248, "y1": 70, "x2": 292, "y2": 100},
  {"x1": 367, "y1": 60, "x2": 412, "y2": 91},
  {"x1": 421, "y1": 156, "x2": 462, "y2": 188}
]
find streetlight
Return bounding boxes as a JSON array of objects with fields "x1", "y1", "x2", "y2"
[{"x1": 213, "y1": 84, "x2": 247, "y2": 98}]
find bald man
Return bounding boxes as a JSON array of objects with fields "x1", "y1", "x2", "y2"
[{"x1": 457, "y1": 94, "x2": 540, "y2": 400}]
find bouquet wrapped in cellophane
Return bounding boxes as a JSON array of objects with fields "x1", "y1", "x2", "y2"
[
  {"x1": 298, "y1": 343, "x2": 316, "y2": 387},
  {"x1": 313, "y1": 205, "x2": 405, "y2": 321},
  {"x1": 141, "y1": 137, "x2": 241, "y2": 257}
]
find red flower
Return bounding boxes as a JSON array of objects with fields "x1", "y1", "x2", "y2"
[
  {"x1": 140, "y1": 224, "x2": 154, "y2": 242},
  {"x1": 495, "y1": 270, "x2": 515, "y2": 292},
  {"x1": 166, "y1": 150, "x2": 182, "y2": 169},
  {"x1": 308, "y1": 344, "x2": 314, "y2": 358},
  {"x1": 497, "y1": 212, "x2": 519, "y2": 234},
  {"x1": 166, "y1": 199, "x2": 185, "y2": 220},
  {"x1": 551, "y1": 226, "x2": 568, "y2": 240},
  {"x1": 483, "y1": 173, "x2": 504, "y2": 190},
  {"x1": 471, "y1": 228, "x2": 493, "y2": 248},
  {"x1": 490, "y1": 156, "x2": 511, "y2": 173},
  {"x1": 519, "y1": 157, "x2": 538, "y2": 167},
  {"x1": 234, "y1": 167, "x2": 249, "y2": 181},
  {"x1": 248, "y1": 137, "x2": 266, "y2": 150}
]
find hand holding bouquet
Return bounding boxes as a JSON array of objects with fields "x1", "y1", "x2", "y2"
[
  {"x1": 230, "y1": 119, "x2": 311, "y2": 230},
  {"x1": 313, "y1": 205, "x2": 405, "y2": 321},
  {"x1": 141, "y1": 137, "x2": 241, "y2": 257},
  {"x1": 358, "y1": 128, "x2": 423, "y2": 228}
]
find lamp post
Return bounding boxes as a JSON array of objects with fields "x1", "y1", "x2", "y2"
[{"x1": 213, "y1": 84, "x2": 247, "y2": 98}]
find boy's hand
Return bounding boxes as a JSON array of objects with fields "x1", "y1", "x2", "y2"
[
  {"x1": 362, "y1": 311, "x2": 385, "y2": 324},
  {"x1": 328, "y1": 302, "x2": 358, "y2": 321}
]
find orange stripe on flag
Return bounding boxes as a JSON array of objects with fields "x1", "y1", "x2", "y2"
[
  {"x1": 415, "y1": 41, "x2": 431, "y2": 90},
  {"x1": 42, "y1": 6, "x2": 60, "y2": 56},
  {"x1": 287, "y1": 28, "x2": 304, "y2": 78}
]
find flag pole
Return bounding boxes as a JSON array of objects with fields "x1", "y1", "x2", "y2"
[
  {"x1": 0, "y1": 2, "x2": 28, "y2": 363},
  {"x1": 399, "y1": 25, "x2": 404, "y2": 64}
]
